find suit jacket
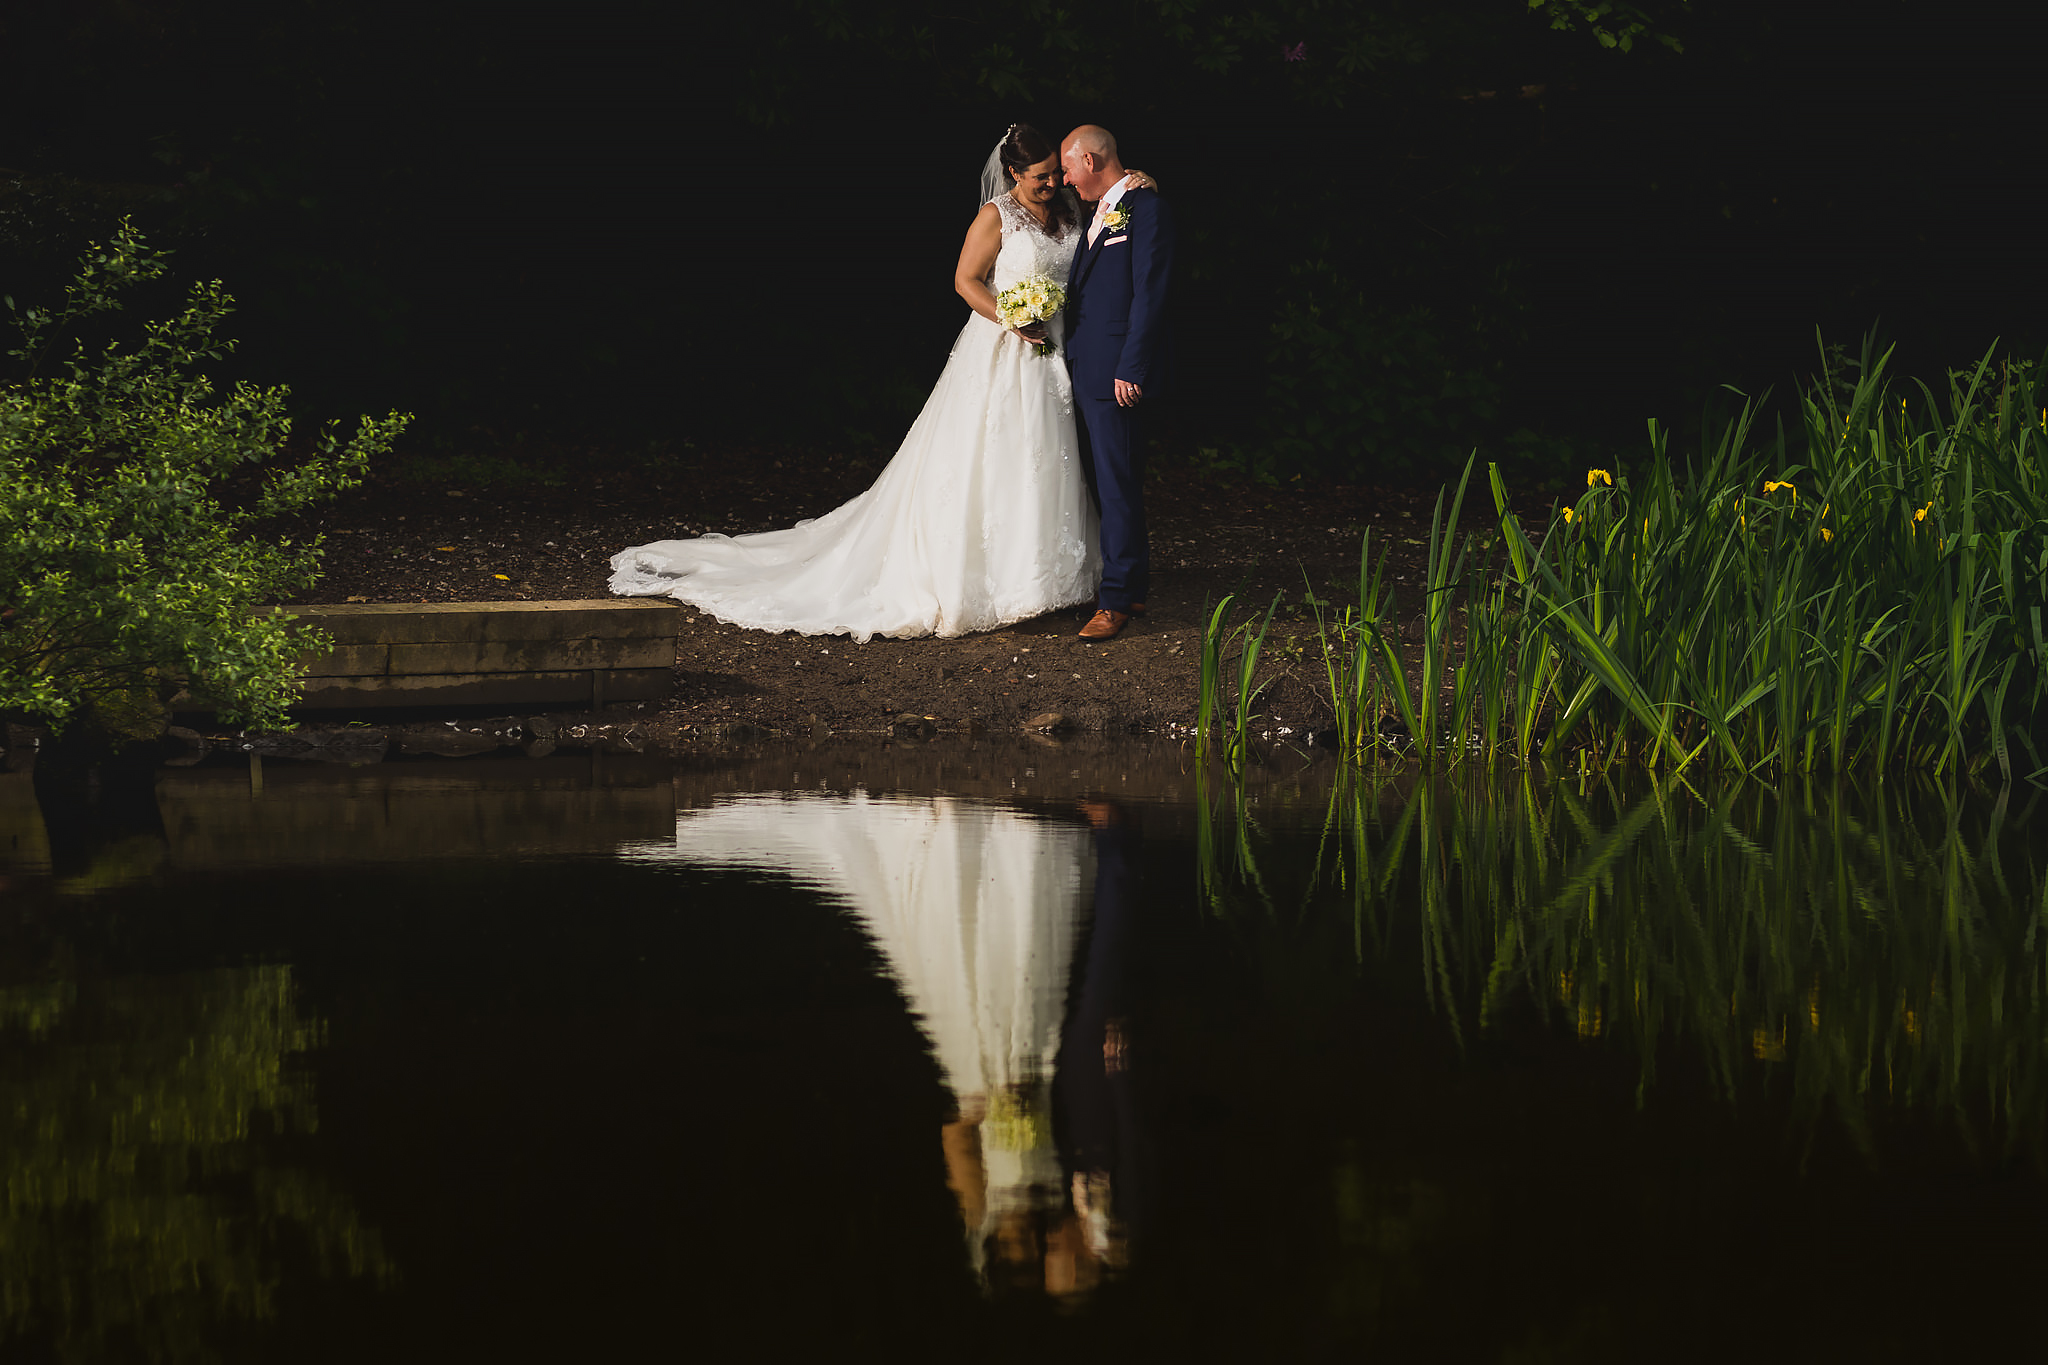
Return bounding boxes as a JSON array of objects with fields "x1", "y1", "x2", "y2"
[{"x1": 1065, "y1": 187, "x2": 1176, "y2": 401}]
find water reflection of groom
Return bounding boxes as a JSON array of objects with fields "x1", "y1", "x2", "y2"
[
  {"x1": 1052, "y1": 797, "x2": 1152, "y2": 1284},
  {"x1": 939, "y1": 797, "x2": 1152, "y2": 1299}
]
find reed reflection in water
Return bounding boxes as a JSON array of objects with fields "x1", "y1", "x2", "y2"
[
  {"x1": 641, "y1": 794, "x2": 1145, "y2": 1299},
  {"x1": 1202, "y1": 769, "x2": 2048, "y2": 1160}
]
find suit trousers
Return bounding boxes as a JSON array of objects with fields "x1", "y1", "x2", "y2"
[{"x1": 1077, "y1": 395, "x2": 1149, "y2": 612}]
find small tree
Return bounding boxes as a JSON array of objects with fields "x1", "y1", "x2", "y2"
[{"x1": 0, "y1": 221, "x2": 407, "y2": 739}]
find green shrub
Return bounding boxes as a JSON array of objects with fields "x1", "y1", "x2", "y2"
[{"x1": 0, "y1": 221, "x2": 407, "y2": 739}]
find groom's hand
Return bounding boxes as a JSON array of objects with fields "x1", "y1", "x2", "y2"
[{"x1": 1115, "y1": 379, "x2": 1143, "y2": 407}]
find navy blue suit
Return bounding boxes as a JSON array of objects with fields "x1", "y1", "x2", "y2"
[
  {"x1": 1054, "y1": 810, "x2": 1152, "y2": 1244},
  {"x1": 1066, "y1": 187, "x2": 1175, "y2": 614}
]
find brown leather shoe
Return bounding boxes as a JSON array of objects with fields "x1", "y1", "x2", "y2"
[
  {"x1": 1078, "y1": 798, "x2": 1120, "y2": 829},
  {"x1": 1090, "y1": 600, "x2": 1147, "y2": 616},
  {"x1": 1079, "y1": 608, "x2": 1130, "y2": 640}
]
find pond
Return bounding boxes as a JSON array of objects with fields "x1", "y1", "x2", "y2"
[{"x1": 1, "y1": 739, "x2": 2043, "y2": 1361}]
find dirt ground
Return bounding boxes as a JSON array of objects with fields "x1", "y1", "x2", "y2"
[{"x1": 281, "y1": 442, "x2": 1523, "y2": 744}]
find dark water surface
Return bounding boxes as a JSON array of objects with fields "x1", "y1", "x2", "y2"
[{"x1": 1, "y1": 740, "x2": 2043, "y2": 1362}]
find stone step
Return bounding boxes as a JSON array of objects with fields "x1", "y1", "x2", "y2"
[
  {"x1": 271, "y1": 599, "x2": 678, "y2": 644},
  {"x1": 261, "y1": 599, "x2": 680, "y2": 709}
]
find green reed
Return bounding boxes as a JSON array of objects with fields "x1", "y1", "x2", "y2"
[
  {"x1": 1308, "y1": 460, "x2": 1480, "y2": 766},
  {"x1": 1289, "y1": 338, "x2": 2048, "y2": 775},
  {"x1": 1194, "y1": 770, "x2": 2048, "y2": 1162},
  {"x1": 1195, "y1": 590, "x2": 1283, "y2": 768}
]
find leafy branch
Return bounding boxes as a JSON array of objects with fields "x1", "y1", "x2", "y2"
[{"x1": 1, "y1": 220, "x2": 408, "y2": 738}]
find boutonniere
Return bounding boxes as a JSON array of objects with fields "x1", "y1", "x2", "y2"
[{"x1": 1099, "y1": 204, "x2": 1130, "y2": 235}]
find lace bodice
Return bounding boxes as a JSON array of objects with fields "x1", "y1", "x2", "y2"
[{"x1": 988, "y1": 193, "x2": 1078, "y2": 292}]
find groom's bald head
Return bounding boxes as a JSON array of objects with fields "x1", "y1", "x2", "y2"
[
  {"x1": 1067, "y1": 125, "x2": 1117, "y2": 160},
  {"x1": 1061, "y1": 125, "x2": 1125, "y2": 202}
]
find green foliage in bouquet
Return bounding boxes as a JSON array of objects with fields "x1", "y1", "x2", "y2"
[{"x1": 0, "y1": 221, "x2": 408, "y2": 738}]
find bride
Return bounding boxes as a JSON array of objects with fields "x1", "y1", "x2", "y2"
[{"x1": 609, "y1": 125, "x2": 1151, "y2": 642}]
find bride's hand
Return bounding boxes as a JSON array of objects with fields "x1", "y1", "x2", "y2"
[
  {"x1": 1121, "y1": 170, "x2": 1160, "y2": 193},
  {"x1": 1013, "y1": 322, "x2": 1048, "y2": 344}
]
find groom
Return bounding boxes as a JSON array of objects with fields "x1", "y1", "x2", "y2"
[{"x1": 1062, "y1": 125, "x2": 1175, "y2": 641}]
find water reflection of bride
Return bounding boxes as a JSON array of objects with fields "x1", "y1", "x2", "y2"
[{"x1": 648, "y1": 793, "x2": 1136, "y2": 1295}]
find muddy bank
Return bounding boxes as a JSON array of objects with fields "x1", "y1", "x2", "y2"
[{"x1": 274, "y1": 443, "x2": 1529, "y2": 737}]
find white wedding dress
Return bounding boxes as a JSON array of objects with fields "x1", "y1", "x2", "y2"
[{"x1": 609, "y1": 194, "x2": 1099, "y2": 641}]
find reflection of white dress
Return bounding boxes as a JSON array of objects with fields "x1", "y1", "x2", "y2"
[
  {"x1": 633, "y1": 794, "x2": 1089, "y2": 1207},
  {"x1": 609, "y1": 196, "x2": 1099, "y2": 642}
]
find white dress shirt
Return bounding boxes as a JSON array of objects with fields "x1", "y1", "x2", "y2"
[{"x1": 1087, "y1": 177, "x2": 1132, "y2": 247}]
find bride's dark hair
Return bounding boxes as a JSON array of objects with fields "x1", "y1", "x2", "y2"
[{"x1": 998, "y1": 123, "x2": 1076, "y2": 232}]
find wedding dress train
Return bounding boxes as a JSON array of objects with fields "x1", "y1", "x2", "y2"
[{"x1": 610, "y1": 195, "x2": 1099, "y2": 641}]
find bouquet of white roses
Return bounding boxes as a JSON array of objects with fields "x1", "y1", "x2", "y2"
[{"x1": 996, "y1": 273, "x2": 1065, "y2": 357}]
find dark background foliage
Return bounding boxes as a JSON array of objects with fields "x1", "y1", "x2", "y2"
[{"x1": 3, "y1": 0, "x2": 2041, "y2": 483}]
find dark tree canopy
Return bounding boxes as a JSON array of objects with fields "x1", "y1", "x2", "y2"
[{"x1": 4, "y1": 1, "x2": 2040, "y2": 485}]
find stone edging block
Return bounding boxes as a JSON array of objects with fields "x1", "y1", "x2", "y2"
[
  {"x1": 264, "y1": 599, "x2": 680, "y2": 646},
  {"x1": 256, "y1": 600, "x2": 682, "y2": 710}
]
